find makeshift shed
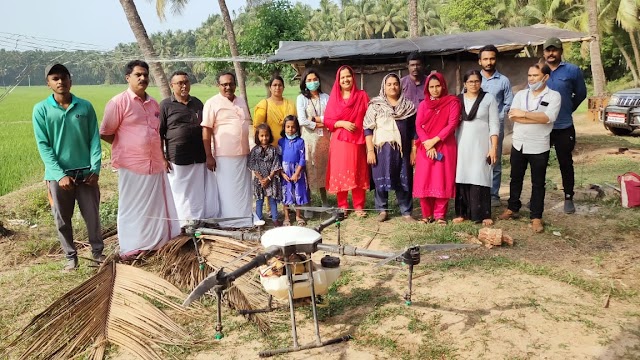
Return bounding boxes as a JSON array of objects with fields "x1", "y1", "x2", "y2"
[{"x1": 266, "y1": 25, "x2": 590, "y2": 96}]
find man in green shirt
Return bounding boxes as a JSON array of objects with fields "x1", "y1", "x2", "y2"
[{"x1": 33, "y1": 64, "x2": 104, "y2": 271}]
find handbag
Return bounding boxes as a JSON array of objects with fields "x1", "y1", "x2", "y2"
[{"x1": 617, "y1": 172, "x2": 640, "y2": 208}]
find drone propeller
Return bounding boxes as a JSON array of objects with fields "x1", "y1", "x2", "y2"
[
  {"x1": 145, "y1": 215, "x2": 252, "y2": 224},
  {"x1": 374, "y1": 243, "x2": 480, "y2": 268},
  {"x1": 293, "y1": 205, "x2": 388, "y2": 213},
  {"x1": 183, "y1": 268, "x2": 226, "y2": 307}
]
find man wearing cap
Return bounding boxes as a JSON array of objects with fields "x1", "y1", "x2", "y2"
[
  {"x1": 543, "y1": 37, "x2": 587, "y2": 214},
  {"x1": 160, "y1": 71, "x2": 218, "y2": 225},
  {"x1": 477, "y1": 44, "x2": 514, "y2": 207},
  {"x1": 100, "y1": 60, "x2": 180, "y2": 258},
  {"x1": 33, "y1": 64, "x2": 104, "y2": 271}
]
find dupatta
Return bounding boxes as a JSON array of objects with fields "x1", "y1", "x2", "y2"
[{"x1": 324, "y1": 65, "x2": 369, "y2": 144}]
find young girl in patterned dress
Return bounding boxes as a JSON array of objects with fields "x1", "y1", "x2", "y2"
[
  {"x1": 248, "y1": 124, "x2": 283, "y2": 226},
  {"x1": 278, "y1": 116, "x2": 309, "y2": 226}
]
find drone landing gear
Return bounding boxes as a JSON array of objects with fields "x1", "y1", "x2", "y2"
[{"x1": 258, "y1": 255, "x2": 351, "y2": 358}]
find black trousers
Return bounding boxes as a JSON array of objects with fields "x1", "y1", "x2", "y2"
[
  {"x1": 550, "y1": 126, "x2": 576, "y2": 199},
  {"x1": 507, "y1": 146, "x2": 550, "y2": 219},
  {"x1": 455, "y1": 183, "x2": 491, "y2": 222}
]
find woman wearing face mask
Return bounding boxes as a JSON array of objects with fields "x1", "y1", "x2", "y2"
[
  {"x1": 254, "y1": 74, "x2": 297, "y2": 145},
  {"x1": 324, "y1": 65, "x2": 370, "y2": 217},
  {"x1": 453, "y1": 70, "x2": 499, "y2": 226},
  {"x1": 297, "y1": 68, "x2": 330, "y2": 209},
  {"x1": 363, "y1": 73, "x2": 417, "y2": 222},
  {"x1": 412, "y1": 72, "x2": 461, "y2": 225}
]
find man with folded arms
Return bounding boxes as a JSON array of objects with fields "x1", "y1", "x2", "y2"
[{"x1": 499, "y1": 64, "x2": 561, "y2": 233}]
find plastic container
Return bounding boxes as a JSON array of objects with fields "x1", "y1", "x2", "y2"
[{"x1": 260, "y1": 262, "x2": 341, "y2": 300}]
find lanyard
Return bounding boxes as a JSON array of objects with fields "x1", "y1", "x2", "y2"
[
  {"x1": 525, "y1": 89, "x2": 545, "y2": 112},
  {"x1": 310, "y1": 97, "x2": 323, "y2": 116}
]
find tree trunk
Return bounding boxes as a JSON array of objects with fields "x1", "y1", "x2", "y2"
[
  {"x1": 629, "y1": 30, "x2": 640, "y2": 84},
  {"x1": 614, "y1": 37, "x2": 640, "y2": 86},
  {"x1": 119, "y1": 0, "x2": 171, "y2": 99},
  {"x1": 409, "y1": 0, "x2": 419, "y2": 38},
  {"x1": 586, "y1": 0, "x2": 606, "y2": 96},
  {"x1": 217, "y1": 0, "x2": 249, "y2": 107}
]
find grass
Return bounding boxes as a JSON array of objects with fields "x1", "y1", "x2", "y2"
[{"x1": 0, "y1": 84, "x2": 299, "y2": 196}]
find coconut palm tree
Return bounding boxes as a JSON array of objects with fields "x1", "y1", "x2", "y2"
[
  {"x1": 217, "y1": 0, "x2": 250, "y2": 104},
  {"x1": 346, "y1": 0, "x2": 379, "y2": 39},
  {"x1": 376, "y1": 0, "x2": 408, "y2": 38},
  {"x1": 586, "y1": 0, "x2": 607, "y2": 96},
  {"x1": 119, "y1": 0, "x2": 171, "y2": 99},
  {"x1": 409, "y1": 0, "x2": 419, "y2": 37}
]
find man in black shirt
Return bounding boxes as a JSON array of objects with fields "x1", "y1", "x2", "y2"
[{"x1": 160, "y1": 71, "x2": 218, "y2": 224}]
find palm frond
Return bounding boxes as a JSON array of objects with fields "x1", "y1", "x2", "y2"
[
  {"x1": 4, "y1": 261, "x2": 189, "y2": 360},
  {"x1": 157, "y1": 235, "x2": 286, "y2": 332}
]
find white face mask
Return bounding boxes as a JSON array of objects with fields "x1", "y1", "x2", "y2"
[{"x1": 528, "y1": 75, "x2": 548, "y2": 91}]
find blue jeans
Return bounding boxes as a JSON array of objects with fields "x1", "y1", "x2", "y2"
[
  {"x1": 256, "y1": 197, "x2": 278, "y2": 221},
  {"x1": 491, "y1": 119, "x2": 505, "y2": 200}
]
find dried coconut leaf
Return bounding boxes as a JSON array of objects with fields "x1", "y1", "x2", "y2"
[{"x1": 4, "y1": 261, "x2": 189, "y2": 360}]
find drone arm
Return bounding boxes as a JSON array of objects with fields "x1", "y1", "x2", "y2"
[
  {"x1": 183, "y1": 245, "x2": 282, "y2": 307},
  {"x1": 195, "y1": 228, "x2": 261, "y2": 242},
  {"x1": 316, "y1": 243, "x2": 396, "y2": 260},
  {"x1": 227, "y1": 245, "x2": 282, "y2": 283},
  {"x1": 314, "y1": 213, "x2": 340, "y2": 233}
]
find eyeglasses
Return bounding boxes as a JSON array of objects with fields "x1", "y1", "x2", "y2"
[
  {"x1": 218, "y1": 82, "x2": 235, "y2": 88},
  {"x1": 466, "y1": 80, "x2": 481, "y2": 84},
  {"x1": 172, "y1": 81, "x2": 190, "y2": 87}
]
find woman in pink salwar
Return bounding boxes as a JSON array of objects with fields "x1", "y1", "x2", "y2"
[{"x1": 412, "y1": 72, "x2": 461, "y2": 224}]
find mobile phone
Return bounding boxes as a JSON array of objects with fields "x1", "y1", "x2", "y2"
[
  {"x1": 486, "y1": 155, "x2": 492, "y2": 165},
  {"x1": 435, "y1": 152, "x2": 444, "y2": 161}
]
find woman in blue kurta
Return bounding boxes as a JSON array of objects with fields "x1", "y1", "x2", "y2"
[
  {"x1": 364, "y1": 73, "x2": 417, "y2": 222},
  {"x1": 278, "y1": 115, "x2": 309, "y2": 226}
]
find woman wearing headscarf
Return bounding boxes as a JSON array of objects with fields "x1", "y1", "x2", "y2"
[
  {"x1": 254, "y1": 74, "x2": 297, "y2": 145},
  {"x1": 297, "y1": 68, "x2": 330, "y2": 208},
  {"x1": 454, "y1": 70, "x2": 499, "y2": 226},
  {"x1": 363, "y1": 73, "x2": 417, "y2": 222},
  {"x1": 413, "y1": 72, "x2": 461, "y2": 224},
  {"x1": 324, "y1": 65, "x2": 370, "y2": 217}
]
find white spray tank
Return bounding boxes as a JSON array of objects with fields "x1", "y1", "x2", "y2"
[{"x1": 258, "y1": 226, "x2": 341, "y2": 300}]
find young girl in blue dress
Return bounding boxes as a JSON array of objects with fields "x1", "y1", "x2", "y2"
[
  {"x1": 278, "y1": 115, "x2": 309, "y2": 226},
  {"x1": 248, "y1": 124, "x2": 283, "y2": 226}
]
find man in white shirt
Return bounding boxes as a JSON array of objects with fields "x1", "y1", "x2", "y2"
[{"x1": 498, "y1": 63, "x2": 561, "y2": 233}]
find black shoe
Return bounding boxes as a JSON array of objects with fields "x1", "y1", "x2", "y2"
[{"x1": 564, "y1": 199, "x2": 576, "y2": 214}]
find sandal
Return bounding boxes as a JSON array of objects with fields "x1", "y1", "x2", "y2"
[
  {"x1": 482, "y1": 218, "x2": 494, "y2": 227},
  {"x1": 419, "y1": 217, "x2": 434, "y2": 224},
  {"x1": 296, "y1": 218, "x2": 306, "y2": 226},
  {"x1": 283, "y1": 219, "x2": 291, "y2": 226},
  {"x1": 435, "y1": 218, "x2": 447, "y2": 226},
  {"x1": 355, "y1": 210, "x2": 367, "y2": 218}
]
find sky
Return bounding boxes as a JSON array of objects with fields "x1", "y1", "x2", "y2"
[{"x1": 1, "y1": 0, "x2": 321, "y2": 51}]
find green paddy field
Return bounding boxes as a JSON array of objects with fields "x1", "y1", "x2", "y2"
[{"x1": 0, "y1": 84, "x2": 298, "y2": 196}]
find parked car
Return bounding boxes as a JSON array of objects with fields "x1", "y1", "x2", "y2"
[{"x1": 601, "y1": 88, "x2": 640, "y2": 136}]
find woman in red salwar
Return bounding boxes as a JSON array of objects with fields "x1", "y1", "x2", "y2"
[
  {"x1": 412, "y1": 72, "x2": 461, "y2": 224},
  {"x1": 324, "y1": 65, "x2": 370, "y2": 217}
]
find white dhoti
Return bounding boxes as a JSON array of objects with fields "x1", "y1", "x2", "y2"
[
  {"x1": 215, "y1": 155, "x2": 253, "y2": 228},
  {"x1": 168, "y1": 162, "x2": 219, "y2": 226},
  {"x1": 117, "y1": 168, "x2": 180, "y2": 255}
]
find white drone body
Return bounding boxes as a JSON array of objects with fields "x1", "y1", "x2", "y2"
[{"x1": 259, "y1": 226, "x2": 341, "y2": 300}]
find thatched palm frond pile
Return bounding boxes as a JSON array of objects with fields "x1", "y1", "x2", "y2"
[
  {"x1": 158, "y1": 234, "x2": 284, "y2": 332},
  {"x1": 4, "y1": 261, "x2": 189, "y2": 360}
]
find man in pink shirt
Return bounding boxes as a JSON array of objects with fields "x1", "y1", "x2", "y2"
[
  {"x1": 100, "y1": 60, "x2": 179, "y2": 258},
  {"x1": 201, "y1": 71, "x2": 253, "y2": 227}
]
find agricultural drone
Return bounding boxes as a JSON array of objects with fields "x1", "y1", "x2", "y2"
[{"x1": 181, "y1": 208, "x2": 478, "y2": 357}]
